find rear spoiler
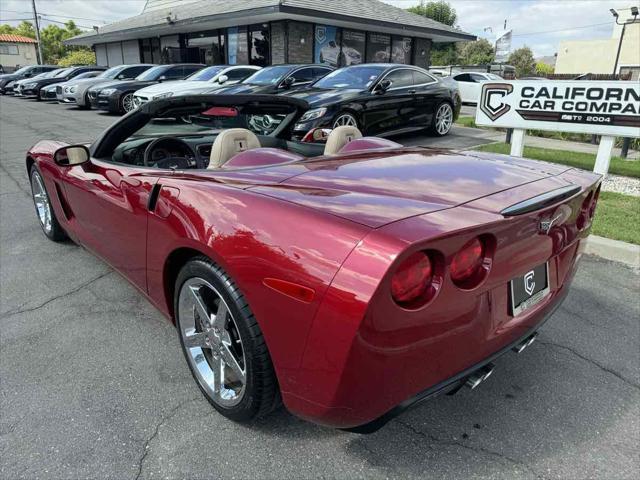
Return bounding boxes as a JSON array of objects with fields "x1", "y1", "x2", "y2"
[{"x1": 500, "y1": 185, "x2": 582, "y2": 216}]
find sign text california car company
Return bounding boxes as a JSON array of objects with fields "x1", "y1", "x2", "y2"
[{"x1": 476, "y1": 81, "x2": 640, "y2": 138}]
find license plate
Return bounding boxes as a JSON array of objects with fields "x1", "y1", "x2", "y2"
[{"x1": 509, "y1": 263, "x2": 550, "y2": 316}]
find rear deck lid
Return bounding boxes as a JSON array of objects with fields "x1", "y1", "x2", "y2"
[{"x1": 248, "y1": 148, "x2": 572, "y2": 227}]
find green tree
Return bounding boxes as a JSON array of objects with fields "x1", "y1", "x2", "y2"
[
  {"x1": 535, "y1": 61, "x2": 554, "y2": 76},
  {"x1": 58, "y1": 49, "x2": 96, "y2": 67},
  {"x1": 408, "y1": 0, "x2": 457, "y2": 26},
  {"x1": 40, "y1": 20, "x2": 84, "y2": 64},
  {"x1": 0, "y1": 21, "x2": 36, "y2": 38},
  {"x1": 408, "y1": 1, "x2": 459, "y2": 65},
  {"x1": 457, "y1": 39, "x2": 494, "y2": 65},
  {"x1": 507, "y1": 46, "x2": 536, "y2": 78}
]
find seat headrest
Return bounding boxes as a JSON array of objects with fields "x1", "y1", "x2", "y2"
[
  {"x1": 208, "y1": 128, "x2": 261, "y2": 169},
  {"x1": 324, "y1": 126, "x2": 363, "y2": 155}
]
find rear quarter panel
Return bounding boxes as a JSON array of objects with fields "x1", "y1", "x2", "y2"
[{"x1": 145, "y1": 177, "x2": 371, "y2": 393}]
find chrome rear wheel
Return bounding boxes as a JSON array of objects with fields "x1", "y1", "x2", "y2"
[
  {"x1": 178, "y1": 277, "x2": 246, "y2": 407},
  {"x1": 433, "y1": 103, "x2": 453, "y2": 136}
]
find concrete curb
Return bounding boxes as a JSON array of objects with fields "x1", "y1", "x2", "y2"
[{"x1": 585, "y1": 235, "x2": 640, "y2": 267}]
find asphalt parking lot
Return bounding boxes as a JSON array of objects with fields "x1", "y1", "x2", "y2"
[{"x1": 1, "y1": 96, "x2": 639, "y2": 480}]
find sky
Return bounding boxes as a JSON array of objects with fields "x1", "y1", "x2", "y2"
[{"x1": 0, "y1": 0, "x2": 628, "y2": 57}]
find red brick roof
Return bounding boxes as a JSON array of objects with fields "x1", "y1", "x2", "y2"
[{"x1": 0, "y1": 34, "x2": 38, "y2": 44}]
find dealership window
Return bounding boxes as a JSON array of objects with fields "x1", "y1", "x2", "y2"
[
  {"x1": 187, "y1": 30, "x2": 225, "y2": 65},
  {"x1": 366, "y1": 33, "x2": 390, "y2": 63},
  {"x1": 340, "y1": 29, "x2": 366, "y2": 66},
  {"x1": 227, "y1": 26, "x2": 248, "y2": 65},
  {"x1": 391, "y1": 36, "x2": 413, "y2": 64},
  {"x1": 140, "y1": 38, "x2": 161, "y2": 64},
  {"x1": 288, "y1": 21, "x2": 313, "y2": 64},
  {"x1": 249, "y1": 24, "x2": 270, "y2": 66},
  {"x1": 0, "y1": 44, "x2": 19, "y2": 55},
  {"x1": 314, "y1": 25, "x2": 341, "y2": 66},
  {"x1": 413, "y1": 38, "x2": 431, "y2": 68}
]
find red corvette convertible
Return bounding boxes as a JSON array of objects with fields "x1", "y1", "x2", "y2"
[{"x1": 27, "y1": 95, "x2": 601, "y2": 432}]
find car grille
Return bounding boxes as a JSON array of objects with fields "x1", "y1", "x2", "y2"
[
  {"x1": 88, "y1": 91, "x2": 98, "y2": 100},
  {"x1": 133, "y1": 96, "x2": 149, "y2": 107},
  {"x1": 56, "y1": 86, "x2": 62, "y2": 94}
]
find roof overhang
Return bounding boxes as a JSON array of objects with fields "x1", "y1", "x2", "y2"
[{"x1": 65, "y1": 5, "x2": 475, "y2": 47}]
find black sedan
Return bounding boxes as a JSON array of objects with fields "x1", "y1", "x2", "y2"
[
  {"x1": 207, "y1": 64, "x2": 333, "y2": 95},
  {"x1": 17, "y1": 66, "x2": 107, "y2": 99},
  {"x1": 284, "y1": 64, "x2": 461, "y2": 139},
  {"x1": 87, "y1": 64, "x2": 204, "y2": 114},
  {"x1": 0, "y1": 64, "x2": 58, "y2": 94}
]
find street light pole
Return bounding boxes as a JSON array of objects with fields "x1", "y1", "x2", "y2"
[
  {"x1": 30, "y1": 0, "x2": 43, "y2": 65},
  {"x1": 610, "y1": 7, "x2": 638, "y2": 159}
]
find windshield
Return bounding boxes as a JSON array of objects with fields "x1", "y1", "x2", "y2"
[
  {"x1": 14, "y1": 66, "x2": 34, "y2": 75},
  {"x1": 100, "y1": 65, "x2": 127, "y2": 79},
  {"x1": 314, "y1": 66, "x2": 385, "y2": 89},
  {"x1": 187, "y1": 66, "x2": 225, "y2": 81},
  {"x1": 486, "y1": 73, "x2": 502, "y2": 80},
  {"x1": 54, "y1": 68, "x2": 74, "y2": 78},
  {"x1": 75, "y1": 71, "x2": 99, "y2": 80},
  {"x1": 136, "y1": 66, "x2": 168, "y2": 81},
  {"x1": 244, "y1": 66, "x2": 292, "y2": 85}
]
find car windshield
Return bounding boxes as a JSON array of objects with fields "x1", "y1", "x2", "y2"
[
  {"x1": 244, "y1": 66, "x2": 292, "y2": 85},
  {"x1": 75, "y1": 71, "x2": 99, "y2": 80},
  {"x1": 186, "y1": 66, "x2": 225, "y2": 81},
  {"x1": 100, "y1": 66, "x2": 127, "y2": 79},
  {"x1": 54, "y1": 68, "x2": 74, "y2": 78},
  {"x1": 136, "y1": 66, "x2": 169, "y2": 81},
  {"x1": 486, "y1": 73, "x2": 502, "y2": 80},
  {"x1": 14, "y1": 66, "x2": 34, "y2": 75},
  {"x1": 314, "y1": 66, "x2": 385, "y2": 89}
]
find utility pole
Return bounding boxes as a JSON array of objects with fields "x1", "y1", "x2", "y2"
[{"x1": 31, "y1": 0, "x2": 44, "y2": 65}]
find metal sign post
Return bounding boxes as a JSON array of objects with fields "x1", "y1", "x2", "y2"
[{"x1": 594, "y1": 136, "x2": 616, "y2": 175}]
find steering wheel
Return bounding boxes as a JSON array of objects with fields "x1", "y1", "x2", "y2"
[{"x1": 143, "y1": 136, "x2": 200, "y2": 169}]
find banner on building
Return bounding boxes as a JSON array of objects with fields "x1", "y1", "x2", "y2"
[
  {"x1": 315, "y1": 25, "x2": 340, "y2": 66},
  {"x1": 475, "y1": 81, "x2": 640, "y2": 137},
  {"x1": 494, "y1": 30, "x2": 512, "y2": 64}
]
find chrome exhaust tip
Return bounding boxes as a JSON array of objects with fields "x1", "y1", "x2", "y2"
[
  {"x1": 512, "y1": 332, "x2": 538, "y2": 354},
  {"x1": 465, "y1": 363, "x2": 495, "y2": 390}
]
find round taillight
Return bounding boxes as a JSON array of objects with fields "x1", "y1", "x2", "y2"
[
  {"x1": 450, "y1": 237, "x2": 485, "y2": 286},
  {"x1": 391, "y1": 252, "x2": 433, "y2": 305}
]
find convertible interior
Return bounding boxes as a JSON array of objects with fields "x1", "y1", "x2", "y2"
[{"x1": 93, "y1": 95, "x2": 400, "y2": 171}]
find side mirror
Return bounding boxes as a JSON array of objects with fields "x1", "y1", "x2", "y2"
[
  {"x1": 158, "y1": 75, "x2": 168, "y2": 82},
  {"x1": 24, "y1": 72, "x2": 32, "y2": 78},
  {"x1": 54, "y1": 145, "x2": 90, "y2": 166},
  {"x1": 217, "y1": 74, "x2": 229, "y2": 84},
  {"x1": 281, "y1": 76, "x2": 295, "y2": 89},
  {"x1": 375, "y1": 79, "x2": 392, "y2": 94}
]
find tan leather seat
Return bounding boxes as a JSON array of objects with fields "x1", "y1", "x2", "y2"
[
  {"x1": 208, "y1": 128, "x2": 261, "y2": 169},
  {"x1": 324, "y1": 126, "x2": 363, "y2": 155}
]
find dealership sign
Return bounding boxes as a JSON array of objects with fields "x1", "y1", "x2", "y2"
[{"x1": 476, "y1": 81, "x2": 640, "y2": 137}]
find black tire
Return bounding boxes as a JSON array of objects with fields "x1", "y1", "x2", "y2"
[
  {"x1": 79, "y1": 92, "x2": 91, "y2": 110},
  {"x1": 29, "y1": 164, "x2": 67, "y2": 242},
  {"x1": 174, "y1": 257, "x2": 280, "y2": 422},
  {"x1": 428, "y1": 101, "x2": 454, "y2": 137}
]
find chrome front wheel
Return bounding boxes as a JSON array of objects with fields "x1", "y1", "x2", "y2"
[
  {"x1": 29, "y1": 166, "x2": 66, "y2": 241},
  {"x1": 31, "y1": 170, "x2": 52, "y2": 235}
]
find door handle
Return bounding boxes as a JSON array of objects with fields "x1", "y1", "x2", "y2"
[{"x1": 408, "y1": 89, "x2": 417, "y2": 94}]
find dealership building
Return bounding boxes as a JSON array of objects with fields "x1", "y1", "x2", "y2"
[{"x1": 65, "y1": 0, "x2": 474, "y2": 69}]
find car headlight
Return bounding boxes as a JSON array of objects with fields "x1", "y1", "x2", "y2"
[
  {"x1": 299, "y1": 108, "x2": 328, "y2": 122},
  {"x1": 152, "y1": 92, "x2": 173, "y2": 100},
  {"x1": 24, "y1": 82, "x2": 37, "y2": 88},
  {"x1": 100, "y1": 88, "x2": 117, "y2": 96}
]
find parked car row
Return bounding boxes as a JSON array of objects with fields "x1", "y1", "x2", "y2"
[{"x1": 1, "y1": 61, "x2": 461, "y2": 138}]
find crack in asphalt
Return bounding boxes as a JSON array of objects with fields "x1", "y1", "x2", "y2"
[
  {"x1": 1, "y1": 270, "x2": 113, "y2": 318},
  {"x1": 394, "y1": 419, "x2": 545, "y2": 479},
  {"x1": 538, "y1": 340, "x2": 640, "y2": 391},
  {"x1": 0, "y1": 161, "x2": 30, "y2": 198},
  {"x1": 134, "y1": 397, "x2": 201, "y2": 480}
]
